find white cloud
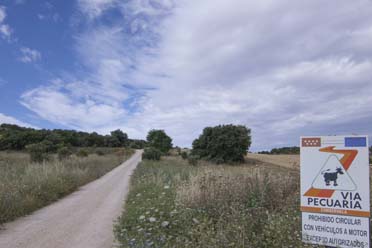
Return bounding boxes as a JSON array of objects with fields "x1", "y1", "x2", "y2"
[
  {"x1": 0, "y1": 6, "x2": 12, "y2": 40},
  {"x1": 0, "y1": 113, "x2": 37, "y2": 128},
  {"x1": 19, "y1": 47, "x2": 41, "y2": 63},
  {"x1": 0, "y1": 6, "x2": 5, "y2": 23},
  {"x1": 78, "y1": 0, "x2": 118, "y2": 19},
  {"x1": 22, "y1": 0, "x2": 372, "y2": 150}
]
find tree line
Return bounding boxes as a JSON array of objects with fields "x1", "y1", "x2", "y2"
[
  {"x1": 0, "y1": 124, "x2": 146, "y2": 151},
  {"x1": 4, "y1": 122, "x2": 366, "y2": 165},
  {"x1": 258, "y1": 146, "x2": 300, "y2": 155}
]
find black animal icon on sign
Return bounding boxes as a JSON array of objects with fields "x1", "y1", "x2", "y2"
[{"x1": 322, "y1": 167, "x2": 344, "y2": 186}]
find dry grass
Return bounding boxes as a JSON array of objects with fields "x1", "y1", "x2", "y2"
[
  {"x1": 177, "y1": 165, "x2": 298, "y2": 212},
  {"x1": 0, "y1": 149, "x2": 133, "y2": 224},
  {"x1": 246, "y1": 153, "x2": 300, "y2": 169}
]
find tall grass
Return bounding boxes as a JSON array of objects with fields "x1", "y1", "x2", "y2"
[
  {"x1": 114, "y1": 156, "x2": 318, "y2": 248},
  {"x1": 0, "y1": 149, "x2": 133, "y2": 224}
]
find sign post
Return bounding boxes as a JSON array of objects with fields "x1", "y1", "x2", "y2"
[{"x1": 301, "y1": 135, "x2": 370, "y2": 248}]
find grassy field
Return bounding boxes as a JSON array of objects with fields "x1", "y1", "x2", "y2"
[
  {"x1": 114, "y1": 156, "x2": 319, "y2": 248},
  {"x1": 0, "y1": 148, "x2": 134, "y2": 224},
  {"x1": 246, "y1": 153, "x2": 300, "y2": 169}
]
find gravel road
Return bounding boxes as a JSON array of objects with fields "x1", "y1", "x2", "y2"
[{"x1": 0, "y1": 150, "x2": 142, "y2": 248}]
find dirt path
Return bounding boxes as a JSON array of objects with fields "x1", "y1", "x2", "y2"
[{"x1": 0, "y1": 150, "x2": 142, "y2": 248}]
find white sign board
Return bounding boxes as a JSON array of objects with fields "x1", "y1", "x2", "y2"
[
  {"x1": 302, "y1": 212, "x2": 369, "y2": 248},
  {"x1": 300, "y1": 135, "x2": 370, "y2": 248}
]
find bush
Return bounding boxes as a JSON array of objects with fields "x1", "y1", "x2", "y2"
[
  {"x1": 57, "y1": 147, "x2": 72, "y2": 160},
  {"x1": 96, "y1": 149, "x2": 105, "y2": 156},
  {"x1": 77, "y1": 149, "x2": 88, "y2": 157},
  {"x1": 26, "y1": 143, "x2": 50, "y2": 163},
  {"x1": 188, "y1": 155, "x2": 199, "y2": 166},
  {"x1": 191, "y1": 124, "x2": 251, "y2": 164},
  {"x1": 181, "y1": 151, "x2": 188, "y2": 160},
  {"x1": 142, "y1": 147, "x2": 162, "y2": 160},
  {"x1": 146, "y1": 129, "x2": 173, "y2": 154}
]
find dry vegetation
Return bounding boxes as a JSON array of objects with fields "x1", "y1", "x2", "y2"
[
  {"x1": 114, "y1": 156, "x2": 320, "y2": 248},
  {"x1": 0, "y1": 149, "x2": 133, "y2": 224},
  {"x1": 246, "y1": 153, "x2": 300, "y2": 169}
]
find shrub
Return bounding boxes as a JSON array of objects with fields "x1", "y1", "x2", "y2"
[
  {"x1": 129, "y1": 139, "x2": 147, "y2": 149},
  {"x1": 188, "y1": 155, "x2": 199, "y2": 166},
  {"x1": 142, "y1": 147, "x2": 162, "y2": 160},
  {"x1": 96, "y1": 149, "x2": 105, "y2": 156},
  {"x1": 191, "y1": 124, "x2": 251, "y2": 164},
  {"x1": 181, "y1": 151, "x2": 188, "y2": 160},
  {"x1": 146, "y1": 129, "x2": 173, "y2": 154},
  {"x1": 77, "y1": 149, "x2": 88, "y2": 157},
  {"x1": 57, "y1": 147, "x2": 72, "y2": 160},
  {"x1": 26, "y1": 143, "x2": 50, "y2": 163}
]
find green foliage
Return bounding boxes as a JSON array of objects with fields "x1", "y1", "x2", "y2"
[
  {"x1": 142, "y1": 147, "x2": 162, "y2": 160},
  {"x1": 259, "y1": 146, "x2": 300, "y2": 155},
  {"x1": 129, "y1": 139, "x2": 147, "y2": 149},
  {"x1": 146, "y1": 129, "x2": 173, "y2": 153},
  {"x1": 0, "y1": 124, "x2": 144, "y2": 151},
  {"x1": 191, "y1": 124, "x2": 251, "y2": 164},
  {"x1": 181, "y1": 151, "x2": 188, "y2": 160},
  {"x1": 26, "y1": 142, "x2": 51, "y2": 163},
  {"x1": 187, "y1": 155, "x2": 199, "y2": 166},
  {"x1": 57, "y1": 147, "x2": 72, "y2": 160},
  {"x1": 77, "y1": 149, "x2": 89, "y2": 157},
  {"x1": 110, "y1": 129, "x2": 129, "y2": 147}
]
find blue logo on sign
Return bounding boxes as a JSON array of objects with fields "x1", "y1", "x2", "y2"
[{"x1": 345, "y1": 137, "x2": 367, "y2": 147}]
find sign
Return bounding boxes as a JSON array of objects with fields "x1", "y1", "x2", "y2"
[{"x1": 301, "y1": 135, "x2": 370, "y2": 248}]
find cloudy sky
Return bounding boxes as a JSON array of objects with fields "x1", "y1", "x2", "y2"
[{"x1": 0, "y1": 0, "x2": 372, "y2": 151}]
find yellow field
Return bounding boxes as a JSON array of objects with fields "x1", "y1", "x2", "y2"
[{"x1": 246, "y1": 153, "x2": 300, "y2": 170}]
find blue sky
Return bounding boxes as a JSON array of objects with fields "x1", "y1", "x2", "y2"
[{"x1": 1, "y1": 0, "x2": 372, "y2": 151}]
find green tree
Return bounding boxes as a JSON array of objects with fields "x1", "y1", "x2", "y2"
[
  {"x1": 146, "y1": 129, "x2": 173, "y2": 153},
  {"x1": 110, "y1": 129, "x2": 129, "y2": 147},
  {"x1": 0, "y1": 123, "x2": 146, "y2": 151},
  {"x1": 191, "y1": 124, "x2": 251, "y2": 164},
  {"x1": 270, "y1": 146, "x2": 299, "y2": 155}
]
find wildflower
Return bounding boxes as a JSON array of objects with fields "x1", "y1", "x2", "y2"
[{"x1": 161, "y1": 221, "x2": 170, "y2": 227}]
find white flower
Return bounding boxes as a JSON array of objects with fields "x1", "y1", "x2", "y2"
[{"x1": 161, "y1": 221, "x2": 170, "y2": 227}]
